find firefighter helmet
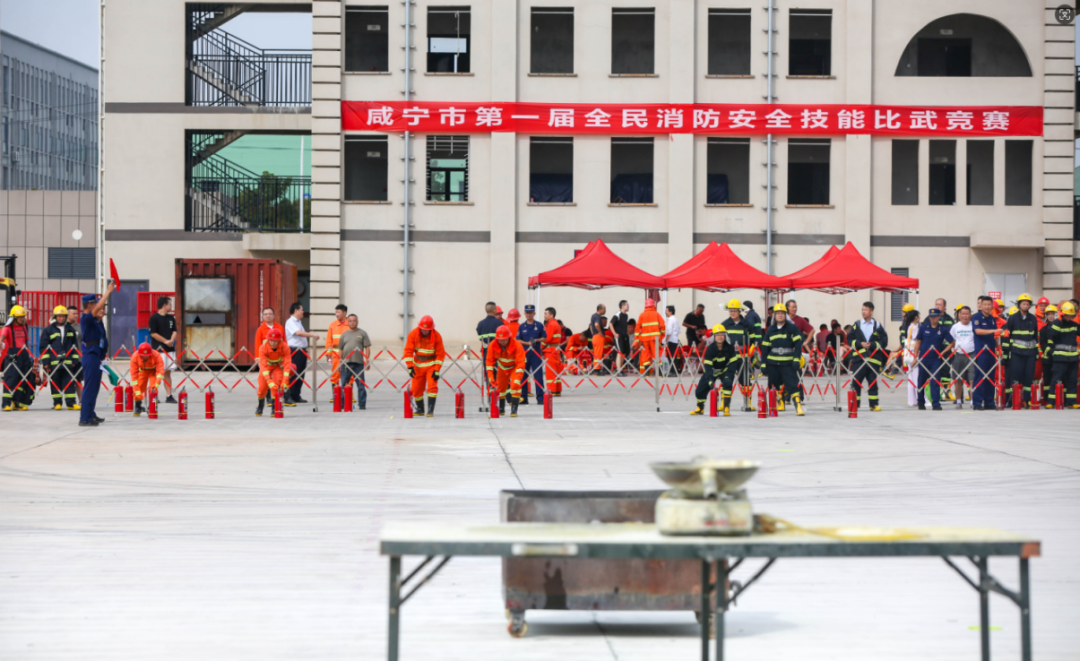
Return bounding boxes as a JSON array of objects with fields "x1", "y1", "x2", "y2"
[
  {"x1": 1061, "y1": 302, "x2": 1077, "y2": 316},
  {"x1": 1016, "y1": 293, "x2": 1033, "y2": 303},
  {"x1": 418, "y1": 315, "x2": 435, "y2": 331},
  {"x1": 645, "y1": 298, "x2": 656, "y2": 308},
  {"x1": 902, "y1": 303, "x2": 915, "y2": 313},
  {"x1": 1007, "y1": 306, "x2": 1018, "y2": 316},
  {"x1": 9, "y1": 305, "x2": 27, "y2": 318},
  {"x1": 507, "y1": 308, "x2": 521, "y2": 322},
  {"x1": 267, "y1": 329, "x2": 283, "y2": 342},
  {"x1": 1045, "y1": 304, "x2": 1057, "y2": 313},
  {"x1": 1037, "y1": 297, "x2": 1050, "y2": 306},
  {"x1": 53, "y1": 305, "x2": 69, "y2": 318},
  {"x1": 724, "y1": 298, "x2": 743, "y2": 310},
  {"x1": 711, "y1": 324, "x2": 727, "y2": 335},
  {"x1": 773, "y1": 303, "x2": 787, "y2": 313},
  {"x1": 138, "y1": 342, "x2": 154, "y2": 357},
  {"x1": 495, "y1": 325, "x2": 512, "y2": 341}
]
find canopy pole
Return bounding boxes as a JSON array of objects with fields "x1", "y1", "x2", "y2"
[{"x1": 764, "y1": 0, "x2": 776, "y2": 274}]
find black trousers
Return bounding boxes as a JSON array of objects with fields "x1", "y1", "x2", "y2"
[
  {"x1": 2, "y1": 352, "x2": 35, "y2": 408},
  {"x1": 1049, "y1": 362, "x2": 1078, "y2": 407},
  {"x1": 1008, "y1": 353, "x2": 1037, "y2": 403},
  {"x1": 45, "y1": 360, "x2": 79, "y2": 407},
  {"x1": 288, "y1": 347, "x2": 308, "y2": 401},
  {"x1": 694, "y1": 366, "x2": 734, "y2": 409},
  {"x1": 766, "y1": 362, "x2": 800, "y2": 402},
  {"x1": 850, "y1": 361, "x2": 880, "y2": 406},
  {"x1": 667, "y1": 342, "x2": 683, "y2": 374}
]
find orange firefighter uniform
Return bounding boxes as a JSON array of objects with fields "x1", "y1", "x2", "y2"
[
  {"x1": 130, "y1": 344, "x2": 165, "y2": 402},
  {"x1": 636, "y1": 300, "x2": 666, "y2": 373},
  {"x1": 326, "y1": 316, "x2": 350, "y2": 385},
  {"x1": 486, "y1": 335, "x2": 527, "y2": 401},
  {"x1": 404, "y1": 319, "x2": 446, "y2": 404},
  {"x1": 254, "y1": 322, "x2": 285, "y2": 351},
  {"x1": 257, "y1": 340, "x2": 295, "y2": 399},
  {"x1": 543, "y1": 319, "x2": 564, "y2": 395}
]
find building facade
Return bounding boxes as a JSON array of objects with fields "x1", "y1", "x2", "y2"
[
  {"x1": 1, "y1": 31, "x2": 98, "y2": 191},
  {"x1": 102, "y1": 1, "x2": 1078, "y2": 346}
]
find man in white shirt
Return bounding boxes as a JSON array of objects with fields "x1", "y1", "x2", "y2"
[
  {"x1": 664, "y1": 305, "x2": 682, "y2": 374},
  {"x1": 285, "y1": 302, "x2": 319, "y2": 405},
  {"x1": 949, "y1": 306, "x2": 976, "y2": 409}
]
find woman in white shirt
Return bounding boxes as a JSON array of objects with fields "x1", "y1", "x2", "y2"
[{"x1": 902, "y1": 310, "x2": 921, "y2": 406}]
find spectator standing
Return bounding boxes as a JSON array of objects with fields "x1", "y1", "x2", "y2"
[
  {"x1": 743, "y1": 301, "x2": 763, "y2": 345},
  {"x1": 336, "y1": 314, "x2": 372, "y2": 410},
  {"x1": 901, "y1": 310, "x2": 921, "y2": 407},
  {"x1": 284, "y1": 303, "x2": 318, "y2": 405},
  {"x1": 815, "y1": 324, "x2": 830, "y2": 354},
  {"x1": 785, "y1": 300, "x2": 815, "y2": 351},
  {"x1": 664, "y1": 305, "x2": 682, "y2": 375},
  {"x1": 683, "y1": 304, "x2": 706, "y2": 347},
  {"x1": 148, "y1": 296, "x2": 178, "y2": 403},
  {"x1": 611, "y1": 301, "x2": 630, "y2": 372},
  {"x1": 914, "y1": 309, "x2": 950, "y2": 411},
  {"x1": 949, "y1": 306, "x2": 976, "y2": 408},
  {"x1": 254, "y1": 308, "x2": 285, "y2": 351},
  {"x1": 326, "y1": 304, "x2": 350, "y2": 386}
]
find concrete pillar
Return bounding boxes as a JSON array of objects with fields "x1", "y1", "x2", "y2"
[
  {"x1": 843, "y1": 2, "x2": 872, "y2": 321},
  {"x1": 309, "y1": 0, "x2": 343, "y2": 332},
  {"x1": 490, "y1": 0, "x2": 517, "y2": 307},
  {"x1": 667, "y1": 0, "x2": 696, "y2": 312},
  {"x1": 1040, "y1": 10, "x2": 1076, "y2": 301}
]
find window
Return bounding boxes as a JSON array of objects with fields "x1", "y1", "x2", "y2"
[
  {"x1": 345, "y1": 7, "x2": 390, "y2": 72},
  {"x1": 966, "y1": 140, "x2": 993, "y2": 206},
  {"x1": 610, "y1": 138, "x2": 653, "y2": 203},
  {"x1": 787, "y1": 139, "x2": 830, "y2": 205},
  {"x1": 428, "y1": 6, "x2": 470, "y2": 73},
  {"x1": 426, "y1": 136, "x2": 469, "y2": 202},
  {"x1": 612, "y1": 8, "x2": 655, "y2": 74},
  {"x1": 531, "y1": 8, "x2": 574, "y2": 74},
  {"x1": 928, "y1": 140, "x2": 956, "y2": 206},
  {"x1": 706, "y1": 138, "x2": 750, "y2": 204},
  {"x1": 1004, "y1": 140, "x2": 1032, "y2": 206},
  {"x1": 708, "y1": 9, "x2": 751, "y2": 75},
  {"x1": 789, "y1": 10, "x2": 831, "y2": 75},
  {"x1": 890, "y1": 268, "x2": 911, "y2": 322},
  {"x1": 891, "y1": 140, "x2": 918, "y2": 205},
  {"x1": 530, "y1": 137, "x2": 573, "y2": 203},
  {"x1": 344, "y1": 136, "x2": 389, "y2": 201},
  {"x1": 48, "y1": 248, "x2": 95, "y2": 280},
  {"x1": 916, "y1": 38, "x2": 971, "y2": 77},
  {"x1": 895, "y1": 14, "x2": 1032, "y2": 77}
]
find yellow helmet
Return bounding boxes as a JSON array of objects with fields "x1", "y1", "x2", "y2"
[
  {"x1": 711, "y1": 324, "x2": 726, "y2": 335},
  {"x1": 772, "y1": 303, "x2": 787, "y2": 313},
  {"x1": 1007, "y1": 306, "x2": 1018, "y2": 316},
  {"x1": 1045, "y1": 304, "x2": 1057, "y2": 313},
  {"x1": 955, "y1": 304, "x2": 964, "y2": 312},
  {"x1": 53, "y1": 305, "x2": 69, "y2": 317},
  {"x1": 725, "y1": 298, "x2": 743, "y2": 310},
  {"x1": 902, "y1": 303, "x2": 914, "y2": 313},
  {"x1": 9, "y1": 305, "x2": 27, "y2": 318},
  {"x1": 1016, "y1": 293, "x2": 1033, "y2": 303},
  {"x1": 1061, "y1": 302, "x2": 1077, "y2": 316}
]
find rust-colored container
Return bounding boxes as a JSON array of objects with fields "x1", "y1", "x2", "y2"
[{"x1": 175, "y1": 259, "x2": 297, "y2": 367}]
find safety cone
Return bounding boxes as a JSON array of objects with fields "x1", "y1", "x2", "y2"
[
  {"x1": 543, "y1": 392, "x2": 553, "y2": 419},
  {"x1": 333, "y1": 385, "x2": 342, "y2": 412},
  {"x1": 274, "y1": 389, "x2": 284, "y2": 418},
  {"x1": 1012, "y1": 386, "x2": 1022, "y2": 411},
  {"x1": 848, "y1": 390, "x2": 858, "y2": 418},
  {"x1": 1055, "y1": 383, "x2": 1064, "y2": 410},
  {"x1": 709, "y1": 389, "x2": 718, "y2": 418},
  {"x1": 490, "y1": 389, "x2": 500, "y2": 419},
  {"x1": 757, "y1": 388, "x2": 767, "y2": 419},
  {"x1": 205, "y1": 386, "x2": 215, "y2": 419},
  {"x1": 343, "y1": 385, "x2": 353, "y2": 412},
  {"x1": 178, "y1": 389, "x2": 188, "y2": 420},
  {"x1": 767, "y1": 389, "x2": 778, "y2": 418},
  {"x1": 455, "y1": 391, "x2": 465, "y2": 419},
  {"x1": 403, "y1": 390, "x2": 413, "y2": 419},
  {"x1": 148, "y1": 388, "x2": 158, "y2": 420},
  {"x1": 124, "y1": 385, "x2": 134, "y2": 412},
  {"x1": 114, "y1": 385, "x2": 124, "y2": 413}
]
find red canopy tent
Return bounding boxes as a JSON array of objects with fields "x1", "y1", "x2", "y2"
[
  {"x1": 528, "y1": 239, "x2": 666, "y2": 290},
  {"x1": 662, "y1": 242, "x2": 789, "y2": 291},
  {"x1": 782, "y1": 242, "x2": 919, "y2": 293}
]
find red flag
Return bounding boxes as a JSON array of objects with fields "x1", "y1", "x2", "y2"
[{"x1": 109, "y1": 258, "x2": 121, "y2": 290}]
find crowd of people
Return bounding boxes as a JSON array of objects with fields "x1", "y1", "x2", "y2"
[{"x1": 1, "y1": 285, "x2": 1077, "y2": 423}]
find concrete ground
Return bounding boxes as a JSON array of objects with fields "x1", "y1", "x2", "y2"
[{"x1": 1, "y1": 377, "x2": 1078, "y2": 661}]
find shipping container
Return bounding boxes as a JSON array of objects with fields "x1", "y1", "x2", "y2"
[
  {"x1": 137, "y1": 291, "x2": 176, "y2": 328},
  {"x1": 17, "y1": 291, "x2": 89, "y2": 324},
  {"x1": 175, "y1": 259, "x2": 297, "y2": 367}
]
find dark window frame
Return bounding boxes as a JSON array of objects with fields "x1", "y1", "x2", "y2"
[
  {"x1": 787, "y1": 138, "x2": 830, "y2": 205},
  {"x1": 706, "y1": 137, "x2": 751, "y2": 204},
  {"x1": 344, "y1": 135, "x2": 390, "y2": 202},
  {"x1": 426, "y1": 135, "x2": 470, "y2": 202},
  {"x1": 530, "y1": 7, "x2": 575, "y2": 74},
  {"x1": 529, "y1": 136, "x2": 574, "y2": 203},
  {"x1": 788, "y1": 9, "x2": 832, "y2": 76},
  {"x1": 707, "y1": 8, "x2": 752, "y2": 76},
  {"x1": 344, "y1": 6, "x2": 391, "y2": 73},
  {"x1": 611, "y1": 8, "x2": 656, "y2": 75},
  {"x1": 610, "y1": 137, "x2": 654, "y2": 204},
  {"x1": 427, "y1": 6, "x2": 472, "y2": 73}
]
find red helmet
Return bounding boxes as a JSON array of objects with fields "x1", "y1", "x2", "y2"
[
  {"x1": 495, "y1": 306, "x2": 504, "y2": 315},
  {"x1": 1037, "y1": 297, "x2": 1050, "y2": 306},
  {"x1": 495, "y1": 325, "x2": 512, "y2": 340},
  {"x1": 645, "y1": 298, "x2": 656, "y2": 308},
  {"x1": 507, "y1": 308, "x2": 521, "y2": 322},
  {"x1": 419, "y1": 315, "x2": 434, "y2": 331},
  {"x1": 138, "y1": 342, "x2": 154, "y2": 357},
  {"x1": 267, "y1": 329, "x2": 283, "y2": 342}
]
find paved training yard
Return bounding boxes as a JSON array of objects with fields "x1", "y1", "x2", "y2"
[{"x1": 1, "y1": 380, "x2": 1078, "y2": 661}]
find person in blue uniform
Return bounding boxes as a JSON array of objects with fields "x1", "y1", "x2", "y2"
[
  {"x1": 913, "y1": 308, "x2": 951, "y2": 410},
  {"x1": 516, "y1": 304, "x2": 547, "y2": 404},
  {"x1": 970, "y1": 296, "x2": 1002, "y2": 410},
  {"x1": 79, "y1": 284, "x2": 115, "y2": 427}
]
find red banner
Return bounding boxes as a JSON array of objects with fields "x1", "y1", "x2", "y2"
[{"x1": 342, "y1": 102, "x2": 1043, "y2": 137}]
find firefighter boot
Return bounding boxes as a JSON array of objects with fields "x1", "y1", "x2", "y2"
[
  {"x1": 426, "y1": 396, "x2": 436, "y2": 418},
  {"x1": 510, "y1": 398, "x2": 519, "y2": 417},
  {"x1": 134, "y1": 400, "x2": 144, "y2": 417},
  {"x1": 255, "y1": 398, "x2": 265, "y2": 417},
  {"x1": 777, "y1": 398, "x2": 786, "y2": 413},
  {"x1": 54, "y1": 403, "x2": 62, "y2": 411},
  {"x1": 499, "y1": 398, "x2": 506, "y2": 416},
  {"x1": 722, "y1": 394, "x2": 731, "y2": 417},
  {"x1": 690, "y1": 401, "x2": 705, "y2": 415},
  {"x1": 794, "y1": 395, "x2": 805, "y2": 417},
  {"x1": 413, "y1": 398, "x2": 425, "y2": 417}
]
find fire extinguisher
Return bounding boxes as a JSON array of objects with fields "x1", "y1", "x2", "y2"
[
  {"x1": 848, "y1": 390, "x2": 858, "y2": 418},
  {"x1": 148, "y1": 387, "x2": 158, "y2": 420},
  {"x1": 178, "y1": 389, "x2": 188, "y2": 420},
  {"x1": 1055, "y1": 383, "x2": 1064, "y2": 410},
  {"x1": 274, "y1": 389, "x2": 284, "y2": 418},
  {"x1": 767, "y1": 389, "x2": 778, "y2": 418},
  {"x1": 205, "y1": 386, "x2": 215, "y2": 419},
  {"x1": 403, "y1": 390, "x2": 413, "y2": 419},
  {"x1": 455, "y1": 390, "x2": 465, "y2": 419},
  {"x1": 124, "y1": 385, "x2": 134, "y2": 412},
  {"x1": 757, "y1": 388, "x2": 767, "y2": 419},
  {"x1": 709, "y1": 388, "x2": 718, "y2": 418},
  {"x1": 1012, "y1": 386, "x2": 1022, "y2": 410},
  {"x1": 490, "y1": 389, "x2": 500, "y2": 419},
  {"x1": 333, "y1": 385, "x2": 342, "y2": 412},
  {"x1": 114, "y1": 385, "x2": 124, "y2": 413},
  {"x1": 343, "y1": 384, "x2": 353, "y2": 412},
  {"x1": 543, "y1": 391, "x2": 553, "y2": 419}
]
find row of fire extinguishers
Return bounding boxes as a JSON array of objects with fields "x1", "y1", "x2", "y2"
[
  {"x1": 110, "y1": 385, "x2": 285, "y2": 420},
  {"x1": 393, "y1": 389, "x2": 555, "y2": 419}
]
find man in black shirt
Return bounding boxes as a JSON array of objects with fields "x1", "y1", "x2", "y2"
[
  {"x1": 148, "y1": 296, "x2": 178, "y2": 403},
  {"x1": 682, "y1": 304, "x2": 706, "y2": 347},
  {"x1": 610, "y1": 300, "x2": 630, "y2": 372}
]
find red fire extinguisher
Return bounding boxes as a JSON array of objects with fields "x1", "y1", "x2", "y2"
[
  {"x1": 124, "y1": 385, "x2": 134, "y2": 413},
  {"x1": 848, "y1": 390, "x2": 858, "y2": 418},
  {"x1": 757, "y1": 388, "x2": 767, "y2": 419},
  {"x1": 274, "y1": 389, "x2": 284, "y2": 418},
  {"x1": 1055, "y1": 383, "x2": 1064, "y2": 410},
  {"x1": 455, "y1": 390, "x2": 465, "y2": 419},
  {"x1": 333, "y1": 385, "x2": 342, "y2": 412},
  {"x1": 205, "y1": 386, "x2": 215, "y2": 419},
  {"x1": 1031, "y1": 384, "x2": 1040, "y2": 409},
  {"x1": 403, "y1": 390, "x2": 413, "y2": 419},
  {"x1": 490, "y1": 389, "x2": 500, "y2": 419},
  {"x1": 543, "y1": 392, "x2": 553, "y2": 419},
  {"x1": 343, "y1": 384, "x2": 353, "y2": 412},
  {"x1": 148, "y1": 387, "x2": 158, "y2": 420},
  {"x1": 178, "y1": 389, "x2": 188, "y2": 420},
  {"x1": 1012, "y1": 386, "x2": 1022, "y2": 410},
  {"x1": 114, "y1": 385, "x2": 124, "y2": 413},
  {"x1": 709, "y1": 388, "x2": 718, "y2": 418},
  {"x1": 767, "y1": 389, "x2": 778, "y2": 418}
]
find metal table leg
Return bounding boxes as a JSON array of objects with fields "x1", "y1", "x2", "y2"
[
  {"x1": 700, "y1": 560, "x2": 710, "y2": 661},
  {"x1": 389, "y1": 556, "x2": 401, "y2": 661},
  {"x1": 978, "y1": 556, "x2": 990, "y2": 661},
  {"x1": 715, "y1": 559, "x2": 728, "y2": 661},
  {"x1": 1019, "y1": 558, "x2": 1031, "y2": 661}
]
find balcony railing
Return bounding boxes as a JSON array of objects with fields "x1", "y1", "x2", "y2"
[{"x1": 188, "y1": 28, "x2": 311, "y2": 107}]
